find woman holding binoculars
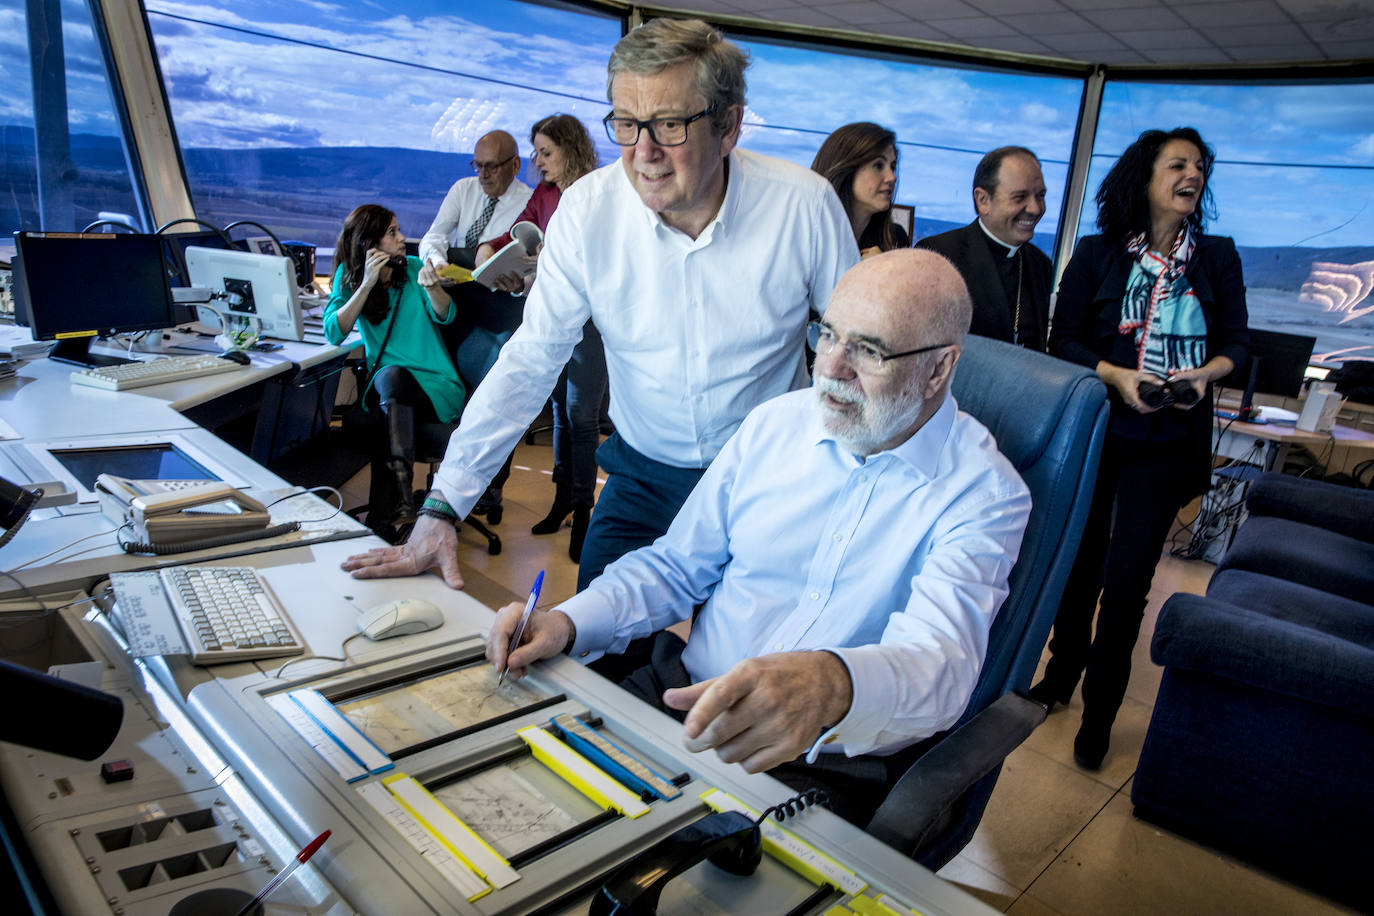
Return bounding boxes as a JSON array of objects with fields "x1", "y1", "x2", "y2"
[{"x1": 1033, "y1": 126, "x2": 1250, "y2": 770}]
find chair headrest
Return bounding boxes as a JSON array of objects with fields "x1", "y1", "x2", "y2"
[{"x1": 950, "y1": 335, "x2": 1096, "y2": 471}]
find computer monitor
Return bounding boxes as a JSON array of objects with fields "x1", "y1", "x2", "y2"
[
  {"x1": 1215, "y1": 328, "x2": 1317, "y2": 416},
  {"x1": 184, "y1": 246, "x2": 304, "y2": 341},
  {"x1": 10, "y1": 231, "x2": 176, "y2": 369}
]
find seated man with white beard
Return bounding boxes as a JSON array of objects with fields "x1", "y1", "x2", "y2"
[{"x1": 488, "y1": 249, "x2": 1031, "y2": 824}]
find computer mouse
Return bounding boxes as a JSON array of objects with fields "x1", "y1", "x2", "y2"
[
  {"x1": 357, "y1": 598, "x2": 444, "y2": 640},
  {"x1": 218, "y1": 349, "x2": 252, "y2": 365}
]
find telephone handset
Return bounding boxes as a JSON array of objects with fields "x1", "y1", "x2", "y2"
[
  {"x1": 590, "y1": 811, "x2": 761, "y2": 915},
  {"x1": 95, "y1": 474, "x2": 271, "y2": 544},
  {"x1": 386, "y1": 254, "x2": 407, "y2": 270}
]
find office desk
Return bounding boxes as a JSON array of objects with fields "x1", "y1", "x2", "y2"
[
  {"x1": 1214, "y1": 412, "x2": 1374, "y2": 471},
  {"x1": 0, "y1": 538, "x2": 997, "y2": 916}
]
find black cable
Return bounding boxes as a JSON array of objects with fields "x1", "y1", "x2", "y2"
[
  {"x1": 80, "y1": 219, "x2": 138, "y2": 233},
  {"x1": 222, "y1": 220, "x2": 287, "y2": 259}
]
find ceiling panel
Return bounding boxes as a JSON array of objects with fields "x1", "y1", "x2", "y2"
[{"x1": 684, "y1": 0, "x2": 1374, "y2": 64}]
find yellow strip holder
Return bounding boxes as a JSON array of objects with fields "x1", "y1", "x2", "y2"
[
  {"x1": 518, "y1": 725, "x2": 651, "y2": 818},
  {"x1": 381, "y1": 772, "x2": 520, "y2": 897}
]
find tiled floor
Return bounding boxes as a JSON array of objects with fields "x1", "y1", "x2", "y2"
[{"x1": 341, "y1": 440, "x2": 1357, "y2": 915}]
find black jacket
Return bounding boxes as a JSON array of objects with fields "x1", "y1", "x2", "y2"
[
  {"x1": 1051, "y1": 232, "x2": 1250, "y2": 498},
  {"x1": 916, "y1": 220, "x2": 1052, "y2": 351}
]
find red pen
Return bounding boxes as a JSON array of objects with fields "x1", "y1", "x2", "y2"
[{"x1": 235, "y1": 829, "x2": 330, "y2": 916}]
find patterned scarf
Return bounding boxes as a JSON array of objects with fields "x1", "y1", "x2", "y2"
[{"x1": 1120, "y1": 224, "x2": 1207, "y2": 378}]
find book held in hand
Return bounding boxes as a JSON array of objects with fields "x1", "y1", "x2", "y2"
[{"x1": 469, "y1": 222, "x2": 542, "y2": 291}]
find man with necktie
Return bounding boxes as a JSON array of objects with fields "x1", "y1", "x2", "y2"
[{"x1": 419, "y1": 130, "x2": 533, "y2": 272}]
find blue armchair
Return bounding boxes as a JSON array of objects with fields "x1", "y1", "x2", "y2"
[
  {"x1": 867, "y1": 335, "x2": 1108, "y2": 868},
  {"x1": 1132, "y1": 473, "x2": 1374, "y2": 910}
]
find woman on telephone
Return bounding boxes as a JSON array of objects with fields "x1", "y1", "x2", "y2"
[{"x1": 325, "y1": 204, "x2": 465, "y2": 532}]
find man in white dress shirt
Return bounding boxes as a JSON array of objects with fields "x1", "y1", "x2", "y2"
[
  {"x1": 418, "y1": 130, "x2": 532, "y2": 272},
  {"x1": 487, "y1": 249, "x2": 1031, "y2": 824},
  {"x1": 343, "y1": 19, "x2": 857, "y2": 610}
]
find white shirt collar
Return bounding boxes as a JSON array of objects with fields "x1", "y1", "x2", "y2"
[{"x1": 977, "y1": 218, "x2": 1021, "y2": 258}]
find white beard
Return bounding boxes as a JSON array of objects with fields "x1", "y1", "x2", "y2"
[{"x1": 813, "y1": 373, "x2": 924, "y2": 456}]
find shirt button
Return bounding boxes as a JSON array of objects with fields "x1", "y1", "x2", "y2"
[
  {"x1": 858, "y1": 474, "x2": 868, "y2": 483},
  {"x1": 773, "y1": 643, "x2": 783, "y2": 651},
  {"x1": 832, "y1": 533, "x2": 842, "y2": 542},
  {"x1": 579, "y1": 651, "x2": 589, "y2": 658},
  {"x1": 810, "y1": 592, "x2": 820, "y2": 600}
]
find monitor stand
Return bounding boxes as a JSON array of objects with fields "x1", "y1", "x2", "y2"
[{"x1": 47, "y1": 337, "x2": 134, "y2": 369}]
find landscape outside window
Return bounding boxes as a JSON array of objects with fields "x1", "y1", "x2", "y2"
[
  {"x1": 144, "y1": 0, "x2": 621, "y2": 264},
  {"x1": 1078, "y1": 80, "x2": 1374, "y2": 363},
  {"x1": 0, "y1": 0, "x2": 141, "y2": 260}
]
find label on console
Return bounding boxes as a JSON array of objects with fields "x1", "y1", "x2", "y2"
[{"x1": 109, "y1": 572, "x2": 189, "y2": 658}]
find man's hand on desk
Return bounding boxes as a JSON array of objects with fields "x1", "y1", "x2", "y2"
[
  {"x1": 664, "y1": 650, "x2": 854, "y2": 773},
  {"x1": 340, "y1": 515, "x2": 465, "y2": 588},
  {"x1": 484, "y1": 604, "x2": 573, "y2": 680}
]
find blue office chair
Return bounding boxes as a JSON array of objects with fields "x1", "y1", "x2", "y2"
[{"x1": 866, "y1": 335, "x2": 1108, "y2": 868}]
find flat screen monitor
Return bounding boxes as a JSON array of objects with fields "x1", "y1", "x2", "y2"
[
  {"x1": 185, "y1": 246, "x2": 303, "y2": 341},
  {"x1": 49, "y1": 443, "x2": 216, "y2": 492},
  {"x1": 1215, "y1": 328, "x2": 1316, "y2": 413},
  {"x1": 11, "y1": 433, "x2": 249, "y2": 503},
  {"x1": 11, "y1": 231, "x2": 176, "y2": 368}
]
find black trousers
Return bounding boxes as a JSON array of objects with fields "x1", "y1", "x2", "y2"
[
  {"x1": 1041, "y1": 432, "x2": 1192, "y2": 728},
  {"x1": 619, "y1": 632, "x2": 936, "y2": 828}
]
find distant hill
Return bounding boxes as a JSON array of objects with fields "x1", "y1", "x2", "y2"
[{"x1": 4, "y1": 132, "x2": 1371, "y2": 287}]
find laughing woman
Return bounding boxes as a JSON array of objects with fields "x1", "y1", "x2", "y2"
[{"x1": 1034, "y1": 127, "x2": 1249, "y2": 770}]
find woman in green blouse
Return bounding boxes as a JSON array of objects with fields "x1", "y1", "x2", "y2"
[{"x1": 325, "y1": 204, "x2": 465, "y2": 531}]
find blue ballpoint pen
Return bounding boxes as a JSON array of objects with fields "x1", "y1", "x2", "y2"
[{"x1": 499, "y1": 569, "x2": 545, "y2": 686}]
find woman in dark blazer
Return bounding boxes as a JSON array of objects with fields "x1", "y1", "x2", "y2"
[{"x1": 1034, "y1": 127, "x2": 1249, "y2": 770}]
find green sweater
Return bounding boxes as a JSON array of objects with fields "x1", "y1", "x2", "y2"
[{"x1": 325, "y1": 257, "x2": 465, "y2": 422}]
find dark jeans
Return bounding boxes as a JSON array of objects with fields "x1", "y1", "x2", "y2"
[
  {"x1": 551, "y1": 320, "x2": 607, "y2": 508},
  {"x1": 576, "y1": 433, "x2": 707, "y2": 592},
  {"x1": 1041, "y1": 433, "x2": 1192, "y2": 728},
  {"x1": 620, "y1": 632, "x2": 935, "y2": 828},
  {"x1": 578, "y1": 434, "x2": 707, "y2": 682}
]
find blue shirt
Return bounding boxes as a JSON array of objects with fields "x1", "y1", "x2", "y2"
[{"x1": 558, "y1": 387, "x2": 1031, "y2": 757}]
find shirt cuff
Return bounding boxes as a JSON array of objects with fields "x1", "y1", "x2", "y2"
[
  {"x1": 806, "y1": 646, "x2": 882, "y2": 758},
  {"x1": 554, "y1": 590, "x2": 619, "y2": 663}
]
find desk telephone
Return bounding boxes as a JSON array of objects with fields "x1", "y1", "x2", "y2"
[{"x1": 94, "y1": 475, "x2": 284, "y2": 551}]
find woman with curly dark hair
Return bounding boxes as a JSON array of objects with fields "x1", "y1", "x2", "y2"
[
  {"x1": 811, "y1": 122, "x2": 909, "y2": 257},
  {"x1": 1033, "y1": 127, "x2": 1249, "y2": 770},
  {"x1": 325, "y1": 204, "x2": 464, "y2": 531}
]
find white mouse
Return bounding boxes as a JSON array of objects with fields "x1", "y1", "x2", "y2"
[{"x1": 357, "y1": 598, "x2": 444, "y2": 640}]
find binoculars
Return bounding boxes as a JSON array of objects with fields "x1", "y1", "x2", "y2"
[{"x1": 1137, "y1": 378, "x2": 1200, "y2": 409}]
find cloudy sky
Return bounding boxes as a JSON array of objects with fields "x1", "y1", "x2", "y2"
[{"x1": 3, "y1": 0, "x2": 1371, "y2": 249}]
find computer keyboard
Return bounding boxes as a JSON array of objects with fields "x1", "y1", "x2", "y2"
[
  {"x1": 71, "y1": 355, "x2": 244, "y2": 391},
  {"x1": 160, "y1": 566, "x2": 305, "y2": 664}
]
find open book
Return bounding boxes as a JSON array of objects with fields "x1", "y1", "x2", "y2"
[{"x1": 470, "y1": 221, "x2": 542, "y2": 291}]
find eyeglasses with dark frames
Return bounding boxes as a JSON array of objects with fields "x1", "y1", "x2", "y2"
[
  {"x1": 472, "y1": 154, "x2": 517, "y2": 174},
  {"x1": 602, "y1": 106, "x2": 715, "y2": 147},
  {"x1": 807, "y1": 321, "x2": 950, "y2": 374}
]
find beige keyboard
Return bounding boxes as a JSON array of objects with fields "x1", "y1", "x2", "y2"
[{"x1": 71, "y1": 355, "x2": 243, "y2": 391}]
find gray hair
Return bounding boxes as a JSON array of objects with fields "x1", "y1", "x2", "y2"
[{"x1": 606, "y1": 18, "x2": 748, "y2": 136}]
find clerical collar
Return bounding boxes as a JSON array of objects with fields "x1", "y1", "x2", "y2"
[{"x1": 977, "y1": 219, "x2": 1021, "y2": 258}]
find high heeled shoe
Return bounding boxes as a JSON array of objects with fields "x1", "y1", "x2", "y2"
[
  {"x1": 1027, "y1": 676, "x2": 1076, "y2": 711},
  {"x1": 1073, "y1": 717, "x2": 1111, "y2": 771},
  {"x1": 568, "y1": 506, "x2": 590, "y2": 563},
  {"x1": 532, "y1": 485, "x2": 572, "y2": 535}
]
